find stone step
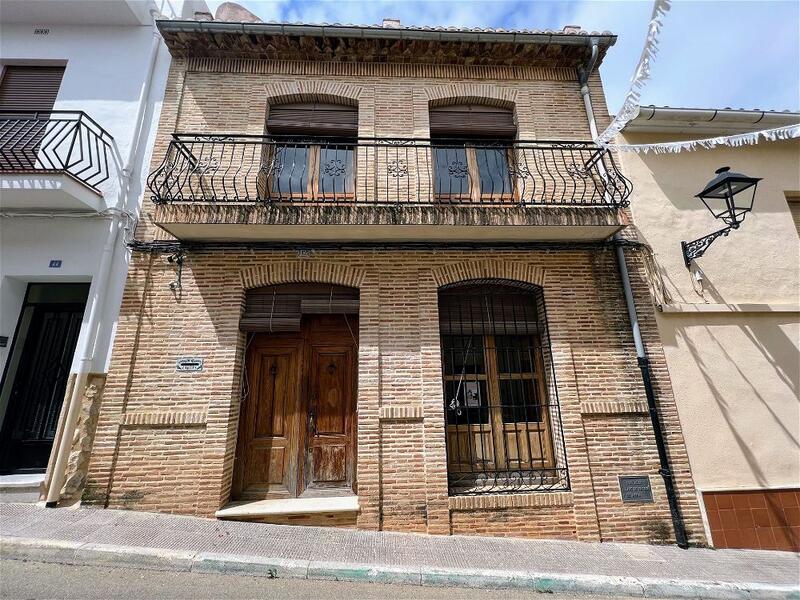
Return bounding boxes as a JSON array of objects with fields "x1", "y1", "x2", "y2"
[{"x1": 0, "y1": 474, "x2": 44, "y2": 503}]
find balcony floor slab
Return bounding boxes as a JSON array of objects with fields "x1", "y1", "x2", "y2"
[
  {"x1": 153, "y1": 203, "x2": 627, "y2": 242},
  {"x1": 0, "y1": 173, "x2": 103, "y2": 212}
]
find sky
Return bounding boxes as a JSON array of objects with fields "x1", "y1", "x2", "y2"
[{"x1": 204, "y1": 0, "x2": 800, "y2": 116}]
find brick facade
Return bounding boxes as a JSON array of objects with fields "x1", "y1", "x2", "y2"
[{"x1": 84, "y1": 50, "x2": 706, "y2": 545}]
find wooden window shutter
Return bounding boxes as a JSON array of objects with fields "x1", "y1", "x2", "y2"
[
  {"x1": 241, "y1": 283, "x2": 359, "y2": 332},
  {"x1": 266, "y1": 103, "x2": 358, "y2": 137},
  {"x1": 429, "y1": 104, "x2": 516, "y2": 139},
  {"x1": 0, "y1": 66, "x2": 65, "y2": 111}
]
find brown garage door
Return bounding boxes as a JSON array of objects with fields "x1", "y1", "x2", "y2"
[{"x1": 704, "y1": 489, "x2": 799, "y2": 551}]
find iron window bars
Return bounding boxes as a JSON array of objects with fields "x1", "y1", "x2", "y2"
[
  {"x1": 147, "y1": 134, "x2": 632, "y2": 207},
  {"x1": 439, "y1": 281, "x2": 569, "y2": 496},
  {"x1": 0, "y1": 111, "x2": 114, "y2": 193}
]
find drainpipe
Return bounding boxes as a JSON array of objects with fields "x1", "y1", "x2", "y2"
[
  {"x1": 577, "y1": 39, "x2": 601, "y2": 140},
  {"x1": 613, "y1": 242, "x2": 688, "y2": 548},
  {"x1": 45, "y1": 219, "x2": 119, "y2": 506},
  {"x1": 45, "y1": 12, "x2": 163, "y2": 507},
  {"x1": 579, "y1": 43, "x2": 689, "y2": 548}
]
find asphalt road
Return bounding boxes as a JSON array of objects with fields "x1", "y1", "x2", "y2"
[{"x1": 0, "y1": 558, "x2": 650, "y2": 600}]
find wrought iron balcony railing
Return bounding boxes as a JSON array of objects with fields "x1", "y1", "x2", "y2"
[
  {"x1": 148, "y1": 134, "x2": 632, "y2": 207},
  {"x1": 0, "y1": 111, "x2": 114, "y2": 192}
]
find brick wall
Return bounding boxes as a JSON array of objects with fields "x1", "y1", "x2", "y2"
[
  {"x1": 84, "y1": 58, "x2": 704, "y2": 544},
  {"x1": 85, "y1": 247, "x2": 705, "y2": 544}
]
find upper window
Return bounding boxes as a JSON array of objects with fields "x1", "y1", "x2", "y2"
[
  {"x1": 429, "y1": 104, "x2": 516, "y2": 202},
  {"x1": 263, "y1": 102, "x2": 357, "y2": 200},
  {"x1": 0, "y1": 66, "x2": 66, "y2": 172},
  {"x1": 439, "y1": 281, "x2": 568, "y2": 496},
  {"x1": 0, "y1": 65, "x2": 65, "y2": 111}
]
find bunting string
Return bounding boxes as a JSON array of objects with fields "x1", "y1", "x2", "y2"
[
  {"x1": 596, "y1": 0, "x2": 800, "y2": 153},
  {"x1": 595, "y1": 0, "x2": 672, "y2": 146},
  {"x1": 611, "y1": 124, "x2": 800, "y2": 154}
]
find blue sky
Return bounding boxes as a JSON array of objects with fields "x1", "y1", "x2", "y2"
[{"x1": 205, "y1": 0, "x2": 800, "y2": 116}]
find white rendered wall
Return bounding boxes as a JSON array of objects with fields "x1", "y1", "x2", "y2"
[{"x1": 0, "y1": 1, "x2": 203, "y2": 377}]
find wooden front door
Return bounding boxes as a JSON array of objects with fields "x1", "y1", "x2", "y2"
[{"x1": 233, "y1": 314, "x2": 357, "y2": 500}]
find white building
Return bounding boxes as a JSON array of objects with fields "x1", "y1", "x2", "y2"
[{"x1": 0, "y1": 0, "x2": 207, "y2": 503}]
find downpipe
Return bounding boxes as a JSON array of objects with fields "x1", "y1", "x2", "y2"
[
  {"x1": 45, "y1": 217, "x2": 121, "y2": 506},
  {"x1": 45, "y1": 9, "x2": 163, "y2": 506},
  {"x1": 614, "y1": 240, "x2": 688, "y2": 548},
  {"x1": 580, "y1": 41, "x2": 688, "y2": 548}
]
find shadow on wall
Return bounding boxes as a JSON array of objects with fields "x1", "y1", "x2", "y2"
[
  {"x1": 668, "y1": 311, "x2": 800, "y2": 538},
  {"x1": 633, "y1": 139, "x2": 800, "y2": 215},
  {"x1": 659, "y1": 305, "x2": 800, "y2": 492}
]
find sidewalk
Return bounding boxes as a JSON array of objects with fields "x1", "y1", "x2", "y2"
[{"x1": 1, "y1": 503, "x2": 798, "y2": 599}]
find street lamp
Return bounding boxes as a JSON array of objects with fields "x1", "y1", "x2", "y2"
[{"x1": 681, "y1": 166, "x2": 762, "y2": 268}]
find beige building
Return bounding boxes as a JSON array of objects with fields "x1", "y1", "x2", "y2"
[{"x1": 620, "y1": 107, "x2": 800, "y2": 551}]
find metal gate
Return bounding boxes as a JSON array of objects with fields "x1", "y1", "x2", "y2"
[{"x1": 0, "y1": 283, "x2": 88, "y2": 473}]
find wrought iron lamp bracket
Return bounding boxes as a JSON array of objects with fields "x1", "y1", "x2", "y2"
[{"x1": 681, "y1": 224, "x2": 736, "y2": 268}]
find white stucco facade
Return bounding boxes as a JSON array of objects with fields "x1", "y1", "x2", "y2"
[
  {"x1": 0, "y1": 1, "x2": 205, "y2": 379},
  {"x1": 0, "y1": 2, "x2": 207, "y2": 487},
  {"x1": 620, "y1": 118, "x2": 800, "y2": 498}
]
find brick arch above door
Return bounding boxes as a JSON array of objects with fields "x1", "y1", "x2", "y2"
[
  {"x1": 239, "y1": 261, "x2": 366, "y2": 290},
  {"x1": 429, "y1": 260, "x2": 546, "y2": 288}
]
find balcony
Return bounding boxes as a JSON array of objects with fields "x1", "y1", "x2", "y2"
[
  {"x1": 0, "y1": 111, "x2": 114, "y2": 212},
  {"x1": 149, "y1": 134, "x2": 632, "y2": 242}
]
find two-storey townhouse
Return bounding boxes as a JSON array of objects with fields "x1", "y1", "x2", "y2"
[
  {"x1": 0, "y1": 0, "x2": 207, "y2": 504},
  {"x1": 80, "y1": 8, "x2": 708, "y2": 545},
  {"x1": 620, "y1": 106, "x2": 800, "y2": 551}
]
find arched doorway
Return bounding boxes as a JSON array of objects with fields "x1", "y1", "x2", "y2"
[{"x1": 233, "y1": 283, "x2": 359, "y2": 500}]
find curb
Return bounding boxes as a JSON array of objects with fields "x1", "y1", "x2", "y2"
[{"x1": 2, "y1": 536, "x2": 798, "y2": 599}]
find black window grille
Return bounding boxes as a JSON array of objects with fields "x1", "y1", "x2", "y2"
[{"x1": 439, "y1": 280, "x2": 569, "y2": 496}]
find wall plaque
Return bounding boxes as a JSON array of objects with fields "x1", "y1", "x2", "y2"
[
  {"x1": 176, "y1": 357, "x2": 204, "y2": 372},
  {"x1": 619, "y1": 475, "x2": 654, "y2": 503}
]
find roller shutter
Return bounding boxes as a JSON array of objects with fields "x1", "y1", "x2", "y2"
[
  {"x1": 429, "y1": 104, "x2": 516, "y2": 138},
  {"x1": 0, "y1": 66, "x2": 65, "y2": 111},
  {"x1": 266, "y1": 103, "x2": 358, "y2": 137},
  {"x1": 241, "y1": 283, "x2": 359, "y2": 332}
]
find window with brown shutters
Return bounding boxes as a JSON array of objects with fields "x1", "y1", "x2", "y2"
[
  {"x1": 0, "y1": 65, "x2": 66, "y2": 172},
  {"x1": 264, "y1": 103, "x2": 357, "y2": 199},
  {"x1": 0, "y1": 66, "x2": 65, "y2": 112},
  {"x1": 429, "y1": 104, "x2": 516, "y2": 139},
  {"x1": 429, "y1": 104, "x2": 516, "y2": 202}
]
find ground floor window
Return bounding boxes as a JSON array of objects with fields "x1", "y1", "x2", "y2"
[{"x1": 439, "y1": 280, "x2": 569, "y2": 495}]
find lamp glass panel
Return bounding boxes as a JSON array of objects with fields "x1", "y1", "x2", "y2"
[
  {"x1": 733, "y1": 186, "x2": 757, "y2": 213},
  {"x1": 700, "y1": 194, "x2": 733, "y2": 220}
]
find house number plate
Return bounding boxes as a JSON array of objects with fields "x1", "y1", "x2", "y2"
[
  {"x1": 619, "y1": 476, "x2": 654, "y2": 503},
  {"x1": 176, "y1": 357, "x2": 204, "y2": 372}
]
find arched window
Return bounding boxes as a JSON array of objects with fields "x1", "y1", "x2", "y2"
[
  {"x1": 429, "y1": 104, "x2": 516, "y2": 202},
  {"x1": 264, "y1": 102, "x2": 357, "y2": 200},
  {"x1": 438, "y1": 281, "x2": 568, "y2": 495}
]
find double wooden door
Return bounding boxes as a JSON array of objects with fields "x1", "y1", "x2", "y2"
[{"x1": 233, "y1": 315, "x2": 357, "y2": 500}]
